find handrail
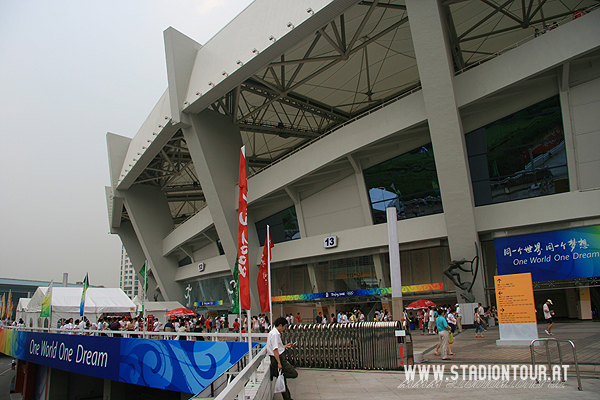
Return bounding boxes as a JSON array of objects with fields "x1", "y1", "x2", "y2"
[
  {"x1": 530, "y1": 338, "x2": 582, "y2": 391},
  {"x1": 3, "y1": 325, "x2": 268, "y2": 342},
  {"x1": 200, "y1": 346, "x2": 268, "y2": 400}
]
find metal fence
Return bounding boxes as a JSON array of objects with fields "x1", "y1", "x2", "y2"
[{"x1": 281, "y1": 321, "x2": 400, "y2": 370}]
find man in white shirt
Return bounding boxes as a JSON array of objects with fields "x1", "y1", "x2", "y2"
[
  {"x1": 543, "y1": 299, "x2": 555, "y2": 335},
  {"x1": 153, "y1": 320, "x2": 162, "y2": 332},
  {"x1": 267, "y1": 317, "x2": 298, "y2": 400},
  {"x1": 63, "y1": 318, "x2": 74, "y2": 332},
  {"x1": 428, "y1": 307, "x2": 436, "y2": 334},
  {"x1": 455, "y1": 304, "x2": 463, "y2": 332}
]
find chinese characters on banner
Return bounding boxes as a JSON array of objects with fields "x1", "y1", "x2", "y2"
[{"x1": 494, "y1": 225, "x2": 600, "y2": 282}]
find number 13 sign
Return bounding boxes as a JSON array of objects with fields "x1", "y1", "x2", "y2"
[{"x1": 324, "y1": 236, "x2": 338, "y2": 249}]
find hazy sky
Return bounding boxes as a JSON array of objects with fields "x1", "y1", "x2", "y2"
[{"x1": 0, "y1": 0, "x2": 253, "y2": 288}]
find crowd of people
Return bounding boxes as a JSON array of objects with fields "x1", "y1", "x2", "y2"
[{"x1": 49, "y1": 314, "x2": 240, "y2": 340}]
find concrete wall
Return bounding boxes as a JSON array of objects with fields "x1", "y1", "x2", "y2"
[
  {"x1": 302, "y1": 174, "x2": 366, "y2": 237},
  {"x1": 570, "y1": 77, "x2": 600, "y2": 190}
]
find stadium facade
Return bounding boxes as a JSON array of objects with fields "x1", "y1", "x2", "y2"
[{"x1": 105, "y1": 0, "x2": 600, "y2": 320}]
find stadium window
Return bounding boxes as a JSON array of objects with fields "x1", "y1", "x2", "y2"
[
  {"x1": 465, "y1": 96, "x2": 569, "y2": 206},
  {"x1": 364, "y1": 143, "x2": 443, "y2": 224},
  {"x1": 256, "y1": 205, "x2": 300, "y2": 246}
]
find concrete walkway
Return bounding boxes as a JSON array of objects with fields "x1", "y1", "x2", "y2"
[{"x1": 283, "y1": 321, "x2": 600, "y2": 400}]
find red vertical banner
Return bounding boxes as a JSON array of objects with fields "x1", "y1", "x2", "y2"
[
  {"x1": 238, "y1": 146, "x2": 251, "y2": 310},
  {"x1": 257, "y1": 226, "x2": 274, "y2": 313}
]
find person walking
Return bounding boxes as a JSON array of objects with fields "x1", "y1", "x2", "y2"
[
  {"x1": 455, "y1": 304, "x2": 463, "y2": 332},
  {"x1": 474, "y1": 309, "x2": 484, "y2": 338},
  {"x1": 267, "y1": 317, "x2": 298, "y2": 400},
  {"x1": 434, "y1": 309, "x2": 452, "y2": 360},
  {"x1": 428, "y1": 306, "x2": 436, "y2": 334},
  {"x1": 477, "y1": 303, "x2": 487, "y2": 331},
  {"x1": 543, "y1": 299, "x2": 555, "y2": 335}
]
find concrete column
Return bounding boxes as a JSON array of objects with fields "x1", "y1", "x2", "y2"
[
  {"x1": 373, "y1": 254, "x2": 392, "y2": 315},
  {"x1": 284, "y1": 186, "x2": 307, "y2": 237},
  {"x1": 558, "y1": 64, "x2": 579, "y2": 191},
  {"x1": 348, "y1": 154, "x2": 375, "y2": 225},
  {"x1": 47, "y1": 368, "x2": 69, "y2": 399},
  {"x1": 373, "y1": 254, "x2": 390, "y2": 289},
  {"x1": 121, "y1": 184, "x2": 181, "y2": 301},
  {"x1": 307, "y1": 263, "x2": 326, "y2": 315},
  {"x1": 406, "y1": 0, "x2": 485, "y2": 304},
  {"x1": 578, "y1": 288, "x2": 592, "y2": 320},
  {"x1": 183, "y1": 109, "x2": 260, "y2": 314},
  {"x1": 114, "y1": 221, "x2": 159, "y2": 301}
]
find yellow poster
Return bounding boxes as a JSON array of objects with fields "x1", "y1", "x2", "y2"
[{"x1": 494, "y1": 273, "x2": 536, "y2": 324}]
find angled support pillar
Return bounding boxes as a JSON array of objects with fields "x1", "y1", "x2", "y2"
[
  {"x1": 306, "y1": 263, "x2": 327, "y2": 315},
  {"x1": 114, "y1": 220, "x2": 159, "y2": 300},
  {"x1": 183, "y1": 109, "x2": 260, "y2": 314},
  {"x1": 558, "y1": 62, "x2": 579, "y2": 191},
  {"x1": 121, "y1": 185, "x2": 181, "y2": 301},
  {"x1": 348, "y1": 154, "x2": 373, "y2": 225},
  {"x1": 284, "y1": 186, "x2": 307, "y2": 237},
  {"x1": 406, "y1": 0, "x2": 485, "y2": 304}
]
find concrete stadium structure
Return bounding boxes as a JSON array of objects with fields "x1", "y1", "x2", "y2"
[{"x1": 105, "y1": 0, "x2": 600, "y2": 320}]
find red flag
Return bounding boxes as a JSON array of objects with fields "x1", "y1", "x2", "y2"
[
  {"x1": 257, "y1": 226, "x2": 274, "y2": 313},
  {"x1": 238, "y1": 146, "x2": 251, "y2": 310}
]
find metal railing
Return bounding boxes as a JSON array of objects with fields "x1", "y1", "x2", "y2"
[
  {"x1": 282, "y1": 321, "x2": 401, "y2": 370},
  {"x1": 3, "y1": 325, "x2": 268, "y2": 343},
  {"x1": 196, "y1": 346, "x2": 269, "y2": 400},
  {"x1": 530, "y1": 338, "x2": 582, "y2": 391}
]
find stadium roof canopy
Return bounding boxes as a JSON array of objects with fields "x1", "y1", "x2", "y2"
[{"x1": 108, "y1": 0, "x2": 598, "y2": 233}]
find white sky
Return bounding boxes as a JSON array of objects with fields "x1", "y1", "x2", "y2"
[{"x1": 0, "y1": 0, "x2": 253, "y2": 288}]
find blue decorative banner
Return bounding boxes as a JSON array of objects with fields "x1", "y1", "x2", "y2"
[
  {"x1": 273, "y1": 287, "x2": 391, "y2": 302},
  {"x1": 272, "y1": 283, "x2": 444, "y2": 302},
  {"x1": 0, "y1": 329, "x2": 248, "y2": 394},
  {"x1": 194, "y1": 300, "x2": 224, "y2": 307},
  {"x1": 494, "y1": 225, "x2": 600, "y2": 282}
]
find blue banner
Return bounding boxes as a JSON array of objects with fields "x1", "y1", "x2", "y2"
[
  {"x1": 494, "y1": 225, "x2": 600, "y2": 282},
  {"x1": 194, "y1": 300, "x2": 224, "y2": 307},
  {"x1": 0, "y1": 330, "x2": 248, "y2": 394}
]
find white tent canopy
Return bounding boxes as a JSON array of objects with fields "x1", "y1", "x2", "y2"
[
  {"x1": 15, "y1": 298, "x2": 30, "y2": 324},
  {"x1": 24, "y1": 286, "x2": 136, "y2": 328},
  {"x1": 130, "y1": 297, "x2": 184, "y2": 323}
]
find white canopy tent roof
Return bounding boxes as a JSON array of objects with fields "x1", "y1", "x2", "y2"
[
  {"x1": 24, "y1": 286, "x2": 136, "y2": 328},
  {"x1": 130, "y1": 297, "x2": 185, "y2": 323},
  {"x1": 15, "y1": 298, "x2": 30, "y2": 324}
]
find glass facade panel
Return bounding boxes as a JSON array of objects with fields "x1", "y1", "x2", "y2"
[
  {"x1": 256, "y1": 205, "x2": 300, "y2": 246},
  {"x1": 466, "y1": 96, "x2": 569, "y2": 206},
  {"x1": 187, "y1": 275, "x2": 235, "y2": 311},
  {"x1": 271, "y1": 256, "x2": 377, "y2": 296},
  {"x1": 364, "y1": 143, "x2": 443, "y2": 224},
  {"x1": 272, "y1": 265, "x2": 310, "y2": 296}
]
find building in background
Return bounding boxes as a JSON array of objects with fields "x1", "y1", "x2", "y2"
[
  {"x1": 120, "y1": 246, "x2": 141, "y2": 299},
  {"x1": 105, "y1": 0, "x2": 600, "y2": 320}
]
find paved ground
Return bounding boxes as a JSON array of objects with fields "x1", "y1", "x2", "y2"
[{"x1": 284, "y1": 321, "x2": 600, "y2": 400}]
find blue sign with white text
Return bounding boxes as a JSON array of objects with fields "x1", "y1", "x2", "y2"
[
  {"x1": 494, "y1": 225, "x2": 600, "y2": 282},
  {"x1": 0, "y1": 330, "x2": 249, "y2": 394}
]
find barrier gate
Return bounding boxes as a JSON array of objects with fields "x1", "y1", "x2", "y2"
[{"x1": 281, "y1": 321, "x2": 401, "y2": 370}]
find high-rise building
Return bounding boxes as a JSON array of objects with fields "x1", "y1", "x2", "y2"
[{"x1": 120, "y1": 246, "x2": 140, "y2": 299}]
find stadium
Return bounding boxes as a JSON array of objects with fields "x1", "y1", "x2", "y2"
[{"x1": 105, "y1": 0, "x2": 600, "y2": 321}]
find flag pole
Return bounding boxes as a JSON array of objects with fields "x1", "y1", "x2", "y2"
[
  {"x1": 267, "y1": 225, "x2": 273, "y2": 329},
  {"x1": 143, "y1": 261, "x2": 148, "y2": 320}
]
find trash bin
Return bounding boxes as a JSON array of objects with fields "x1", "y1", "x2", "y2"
[{"x1": 409, "y1": 323, "x2": 415, "y2": 330}]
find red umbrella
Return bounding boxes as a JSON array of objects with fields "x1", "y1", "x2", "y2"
[
  {"x1": 405, "y1": 299, "x2": 436, "y2": 310},
  {"x1": 165, "y1": 307, "x2": 196, "y2": 317}
]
